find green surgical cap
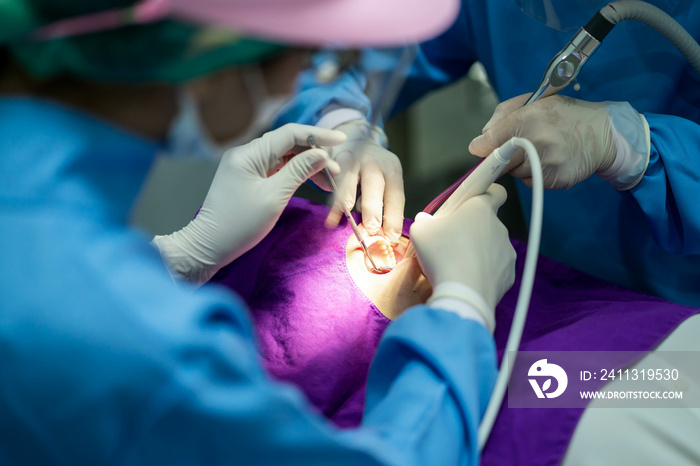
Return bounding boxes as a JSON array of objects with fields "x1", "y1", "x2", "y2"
[{"x1": 0, "y1": 0, "x2": 287, "y2": 83}]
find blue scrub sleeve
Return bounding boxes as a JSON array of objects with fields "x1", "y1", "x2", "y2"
[
  {"x1": 122, "y1": 304, "x2": 496, "y2": 465},
  {"x1": 361, "y1": 307, "x2": 496, "y2": 466},
  {"x1": 629, "y1": 113, "x2": 700, "y2": 254},
  {"x1": 273, "y1": 6, "x2": 476, "y2": 128}
]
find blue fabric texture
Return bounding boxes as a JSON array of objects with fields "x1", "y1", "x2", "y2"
[
  {"x1": 279, "y1": 0, "x2": 700, "y2": 306},
  {"x1": 0, "y1": 97, "x2": 495, "y2": 464}
]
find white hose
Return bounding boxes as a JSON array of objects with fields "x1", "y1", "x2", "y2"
[{"x1": 477, "y1": 137, "x2": 543, "y2": 449}]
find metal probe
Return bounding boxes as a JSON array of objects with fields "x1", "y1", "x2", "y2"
[{"x1": 307, "y1": 136, "x2": 383, "y2": 272}]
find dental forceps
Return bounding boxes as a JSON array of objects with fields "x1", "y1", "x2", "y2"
[{"x1": 307, "y1": 136, "x2": 386, "y2": 272}]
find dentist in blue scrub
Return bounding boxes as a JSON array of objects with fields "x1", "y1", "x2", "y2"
[
  {"x1": 0, "y1": 0, "x2": 517, "y2": 464},
  {"x1": 278, "y1": 0, "x2": 700, "y2": 306}
]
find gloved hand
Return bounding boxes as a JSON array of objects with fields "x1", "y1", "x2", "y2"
[
  {"x1": 469, "y1": 94, "x2": 650, "y2": 190},
  {"x1": 153, "y1": 124, "x2": 346, "y2": 284},
  {"x1": 410, "y1": 184, "x2": 516, "y2": 324},
  {"x1": 313, "y1": 119, "x2": 405, "y2": 244}
]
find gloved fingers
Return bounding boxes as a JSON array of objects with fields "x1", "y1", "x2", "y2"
[
  {"x1": 468, "y1": 112, "x2": 522, "y2": 159},
  {"x1": 408, "y1": 212, "x2": 441, "y2": 282},
  {"x1": 454, "y1": 184, "x2": 507, "y2": 219},
  {"x1": 308, "y1": 155, "x2": 341, "y2": 191},
  {"x1": 382, "y1": 173, "x2": 405, "y2": 245},
  {"x1": 483, "y1": 183, "x2": 508, "y2": 210},
  {"x1": 345, "y1": 222, "x2": 373, "y2": 250},
  {"x1": 414, "y1": 211, "x2": 432, "y2": 222},
  {"x1": 410, "y1": 212, "x2": 435, "y2": 244},
  {"x1": 470, "y1": 94, "x2": 539, "y2": 159},
  {"x1": 276, "y1": 123, "x2": 347, "y2": 152},
  {"x1": 313, "y1": 140, "x2": 359, "y2": 193},
  {"x1": 510, "y1": 156, "x2": 573, "y2": 189},
  {"x1": 359, "y1": 161, "x2": 386, "y2": 235},
  {"x1": 326, "y1": 158, "x2": 341, "y2": 176},
  {"x1": 506, "y1": 156, "x2": 532, "y2": 180},
  {"x1": 309, "y1": 172, "x2": 333, "y2": 191},
  {"x1": 450, "y1": 183, "x2": 508, "y2": 215},
  {"x1": 391, "y1": 230, "x2": 410, "y2": 257},
  {"x1": 502, "y1": 146, "x2": 527, "y2": 173},
  {"x1": 247, "y1": 124, "x2": 346, "y2": 172},
  {"x1": 481, "y1": 94, "x2": 532, "y2": 134},
  {"x1": 325, "y1": 161, "x2": 360, "y2": 229},
  {"x1": 269, "y1": 147, "x2": 332, "y2": 198}
]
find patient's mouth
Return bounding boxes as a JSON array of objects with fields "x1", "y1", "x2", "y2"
[{"x1": 364, "y1": 237, "x2": 398, "y2": 273}]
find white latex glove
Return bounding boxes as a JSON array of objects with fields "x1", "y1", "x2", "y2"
[
  {"x1": 313, "y1": 119, "x2": 405, "y2": 244},
  {"x1": 410, "y1": 184, "x2": 516, "y2": 324},
  {"x1": 469, "y1": 94, "x2": 650, "y2": 190},
  {"x1": 153, "y1": 124, "x2": 346, "y2": 284}
]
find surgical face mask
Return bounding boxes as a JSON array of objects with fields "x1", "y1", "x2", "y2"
[{"x1": 163, "y1": 66, "x2": 291, "y2": 161}]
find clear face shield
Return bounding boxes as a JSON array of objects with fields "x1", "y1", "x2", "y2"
[
  {"x1": 308, "y1": 45, "x2": 417, "y2": 137},
  {"x1": 513, "y1": 0, "x2": 680, "y2": 32},
  {"x1": 166, "y1": 45, "x2": 417, "y2": 161}
]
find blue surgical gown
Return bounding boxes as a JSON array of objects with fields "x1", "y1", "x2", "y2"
[
  {"x1": 0, "y1": 97, "x2": 496, "y2": 465},
  {"x1": 277, "y1": 1, "x2": 700, "y2": 307}
]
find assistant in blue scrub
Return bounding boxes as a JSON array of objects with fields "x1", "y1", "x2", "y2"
[
  {"x1": 0, "y1": 0, "x2": 517, "y2": 464},
  {"x1": 277, "y1": 0, "x2": 700, "y2": 306}
]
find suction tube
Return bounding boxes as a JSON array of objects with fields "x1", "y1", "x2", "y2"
[
  {"x1": 478, "y1": 138, "x2": 543, "y2": 450},
  {"x1": 601, "y1": 0, "x2": 700, "y2": 75}
]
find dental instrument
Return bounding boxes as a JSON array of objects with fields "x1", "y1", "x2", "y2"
[
  {"x1": 307, "y1": 136, "x2": 389, "y2": 273},
  {"x1": 526, "y1": 0, "x2": 700, "y2": 106},
  {"x1": 402, "y1": 137, "x2": 544, "y2": 449}
]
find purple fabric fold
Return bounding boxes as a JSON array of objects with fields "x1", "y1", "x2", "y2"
[{"x1": 211, "y1": 197, "x2": 699, "y2": 464}]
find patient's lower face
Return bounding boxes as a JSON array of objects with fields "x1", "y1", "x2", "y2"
[
  {"x1": 346, "y1": 232, "x2": 431, "y2": 320},
  {"x1": 210, "y1": 198, "x2": 427, "y2": 427}
]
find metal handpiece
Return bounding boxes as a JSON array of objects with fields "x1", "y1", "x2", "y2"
[
  {"x1": 525, "y1": 28, "x2": 601, "y2": 106},
  {"x1": 307, "y1": 136, "x2": 382, "y2": 272}
]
